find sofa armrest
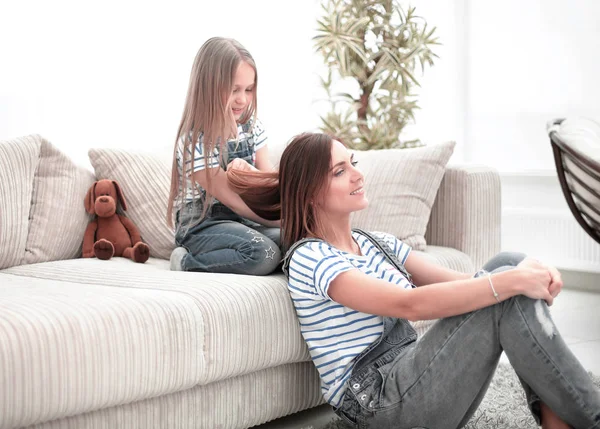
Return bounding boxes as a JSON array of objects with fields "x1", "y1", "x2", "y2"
[{"x1": 425, "y1": 165, "x2": 501, "y2": 270}]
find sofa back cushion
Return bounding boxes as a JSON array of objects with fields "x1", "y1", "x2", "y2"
[
  {"x1": 0, "y1": 136, "x2": 41, "y2": 269},
  {"x1": 24, "y1": 137, "x2": 96, "y2": 264},
  {"x1": 0, "y1": 135, "x2": 94, "y2": 269},
  {"x1": 87, "y1": 140, "x2": 454, "y2": 259},
  {"x1": 350, "y1": 141, "x2": 456, "y2": 250},
  {"x1": 88, "y1": 149, "x2": 175, "y2": 260},
  {"x1": 272, "y1": 138, "x2": 455, "y2": 250}
]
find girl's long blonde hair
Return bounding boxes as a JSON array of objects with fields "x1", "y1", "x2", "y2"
[{"x1": 167, "y1": 37, "x2": 258, "y2": 227}]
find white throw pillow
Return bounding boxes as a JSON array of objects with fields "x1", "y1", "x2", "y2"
[
  {"x1": 88, "y1": 140, "x2": 454, "y2": 259},
  {"x1": 0, "y1": 135, "x2": 41, "y2": 269},
  {"x1": 25, "y1": 136, "x2": 95, "y2": 264},
  {"x1": 351, "y1": 141, "x2": 456, "y2": 250},
  {"x1": 0, "y1": 134, "x2": 94, "y2": 269}
]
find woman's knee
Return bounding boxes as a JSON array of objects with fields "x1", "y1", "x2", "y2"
[{"x1": 482, "y1": 251, "x2": 527, "y2": 272}]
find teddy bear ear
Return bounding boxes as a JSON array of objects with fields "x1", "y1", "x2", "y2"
[
  {"x1": 84, "y1": 182, "x2": 98, "y2": 214},
  {"x1": 112, "y1": 180, "x2": 128, "y2": 211}
]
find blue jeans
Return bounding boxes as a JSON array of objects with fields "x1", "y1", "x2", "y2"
[
  {"x1": 335, "y1": 252, "x2": 600, "y2": 429},
  {"x1": 175, "y1": 202, "x2": 281, "y2": 275}
]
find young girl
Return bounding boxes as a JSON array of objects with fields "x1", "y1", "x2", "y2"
[
  {"x1": 228, "y1": 133, "x2": 600, "y2": 429},
  {"x1": 167, "y1": 37, "x2": 281, "y2": 275}
]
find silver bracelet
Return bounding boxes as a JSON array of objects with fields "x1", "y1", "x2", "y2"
[{"x1": 487, "y1": 273, "x2": 500, "y2": 303}]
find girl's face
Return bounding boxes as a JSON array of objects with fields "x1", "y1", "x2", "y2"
[
  {"x1": 229, "y1": 61, "x2": 255, "y2": 122},
  {"x1": 316, "y1": 140, "x2": 368, "y2": 216}
]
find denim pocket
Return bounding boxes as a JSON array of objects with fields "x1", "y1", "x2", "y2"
[
  {"x1": 334, "y1": 408, "x2": 359, "y2": 428},
  {"x1": 383, "y1": 322, "x2": 417, "y2": 346},
  {"x1": 374, "y1": 366, "x2": 404, "y2": 412}
]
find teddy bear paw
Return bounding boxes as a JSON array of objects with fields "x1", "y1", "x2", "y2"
[
  {"x1": 94, "y1": 239, "x2": 115, "y2": 260},
  {"x1": 133, "y1": 242, "x2": 150, "y2": 263}
]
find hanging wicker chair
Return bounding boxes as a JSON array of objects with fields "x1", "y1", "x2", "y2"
[{"x1": 547, "y1": 117, "x2": 600, "y2": 245}]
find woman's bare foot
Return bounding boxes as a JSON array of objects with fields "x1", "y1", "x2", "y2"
[{"x1": 540, "y1": 402, "x2": 571, "y2": 429}]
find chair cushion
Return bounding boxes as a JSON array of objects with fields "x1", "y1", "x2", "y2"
[{"x1": 555, "y1": 117, "x2": 600, "y2": 162}]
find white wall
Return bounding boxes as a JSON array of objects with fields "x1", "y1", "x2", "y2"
[
  {"x1": 0, "y1": 0, "x2": 324, "y2": 168},
  {"x1": 3, "y1": 1, "x2": 599, "y2": 172},
  {"x1": 466, "y1": 0, "x2": 600, "y2": 172},
  {"x1": 0, "y1": 0, "x2": 464, "y2": 168},
  {"x1": 404, "y1": 0, "x2": 467, "y2": 160}
]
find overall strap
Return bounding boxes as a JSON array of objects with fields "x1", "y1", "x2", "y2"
[
  {"x1": 281, "y1": 237, "x2": 323, "y2": 279},
  {"x1": 351, "y1": 228, "x2": 413, "y2": 284}
]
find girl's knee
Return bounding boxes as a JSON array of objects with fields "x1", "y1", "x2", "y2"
[{"x1": 239, "y1": 240, "x2": 282, "y2": 275}]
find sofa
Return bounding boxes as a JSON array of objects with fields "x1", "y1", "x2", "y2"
[{"x1": 0, "y1": 134, "x2": 501, "y2": 429}]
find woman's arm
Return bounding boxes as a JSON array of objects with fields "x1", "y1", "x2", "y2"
[
  {"x1": 404, "y1": 252, "x2": 473, "y2": 285},
  {"x1": 327, "y1": 266, "x2": 553, "y2": 321},
  {"x1": 192, "y1": 167, "x2": 279, "y2": 227}
]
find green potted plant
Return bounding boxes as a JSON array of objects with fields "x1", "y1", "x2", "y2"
[{"x1": 314, "y1": 0, "x2": 439, "y2": 149}]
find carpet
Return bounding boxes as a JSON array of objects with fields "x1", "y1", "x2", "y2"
[{"x1": 318, "y1": 363, "x2": 600, "y2": 429}]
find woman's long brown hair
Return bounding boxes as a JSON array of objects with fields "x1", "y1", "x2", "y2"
[{"x1": 228, "y1": 133, "x2": 334, "y2": 250}]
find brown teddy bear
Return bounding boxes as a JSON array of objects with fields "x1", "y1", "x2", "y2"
[{"x1": 83, "y1": 179, "x2": 150, "y2": 263}]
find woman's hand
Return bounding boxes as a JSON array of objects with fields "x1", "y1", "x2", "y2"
[
  {"x1": 546, "y1": 265, "x2": 564, "y2": 299},
  {"x1": 515, "y1": 258, "x2": 557, "y2": 305},
  {"x1": 228, "y1": 158, "x2": 258, "y2": 172},
  {"x1": 517, "y1": 257, "x2": 564, "y2": 299}
]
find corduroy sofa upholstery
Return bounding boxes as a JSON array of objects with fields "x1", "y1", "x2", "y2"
[{"x1": 0, "y1": 134, "x2": 501, "y2": 429}]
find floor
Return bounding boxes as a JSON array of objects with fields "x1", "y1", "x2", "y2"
[{"x1": 254, "y1": 287, "x2": 600, "y2": 429}]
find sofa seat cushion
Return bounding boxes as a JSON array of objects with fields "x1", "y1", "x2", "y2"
[
  {"x1": 0, "y1": 271, "x2": 205, "y2": 429},
  {"x1": 1, "y1": 258, "x2": 310, "y2": 427},
  {"x1": 0, "y1": 246, "x2": 473, "y2": 427}
]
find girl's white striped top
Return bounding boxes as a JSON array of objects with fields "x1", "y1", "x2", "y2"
[
  {"x1": 287, "y1": 230, "x2": 413, "y2": 407},
  {"x1": 176, "y1": 118, "x2": 267, "y2": 202}
]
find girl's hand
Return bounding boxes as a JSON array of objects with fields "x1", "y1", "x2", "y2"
[
  {"x1": 228, "y1": 158, "x2": 258, "y2": 172},
  {"x1": 514, "y1": 263, "x2": 554, "y2": 305}
]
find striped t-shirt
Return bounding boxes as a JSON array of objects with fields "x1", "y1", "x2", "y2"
[
  {"x1": 287, "y1": 231, "x2": 413, "y2": 407},
  {"x1": 176, "y1": 118, "x2": 267, "y2": 202}
]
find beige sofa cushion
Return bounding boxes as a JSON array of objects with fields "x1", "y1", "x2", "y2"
[
  {"x1": 0, "y1": 268, "x2": 205, "y2": 428},
  {"x1": 88, "y1": 149, "x2": 174, "y2": 259},
  {"x1": 87, "y1": 141, "x2": 454, "y2": 258},
  {"x1": 0, "y1": 135, "x2": 41, "y2": 269},
  {"x1": 1, "y1": 258, "x2": 309, "y2": 427},
  {"x1": 24, "y1": 136, "x2": 95, "y2": 264},
  {"x1": 351, "y1": 141, "x2": 456, "y2": 250},
  {"x1": 0, "y1": 134, "x2": 95, "y2": 269}
]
